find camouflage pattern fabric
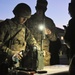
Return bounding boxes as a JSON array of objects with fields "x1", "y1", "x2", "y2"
[{"x1": 0, "y1": 18, "x2": 40, "y2": 64}]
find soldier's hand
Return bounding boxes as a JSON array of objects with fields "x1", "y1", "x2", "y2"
[
  {"x1": 12, "y1": 51, "x2": 23, "y2": 61},
  {"x1": 45, "y1": 28, "x2": 51, "y2": 35}
]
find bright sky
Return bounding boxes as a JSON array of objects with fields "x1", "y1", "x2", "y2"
[{"x1": 0, "y1": 0, "x2": 71, "y2": 29}]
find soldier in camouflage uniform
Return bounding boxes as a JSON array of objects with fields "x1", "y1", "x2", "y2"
[
  {"x1": 25, "y1": 0, "x2": 57, "y2": 66},
  {"x1": 0, "y1": 3, "x2": 40, "y2": 68}
]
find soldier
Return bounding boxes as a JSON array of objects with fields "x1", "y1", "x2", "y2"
[
  {"x1": 25, "y1": 0, "x2": 57, "y2": 66},
  {"x1": 0, "y1": 3, "x2": 40, "y2": 69},
  {"x1": 64, "y1": 0, "x2": 75, "y2": 61}
]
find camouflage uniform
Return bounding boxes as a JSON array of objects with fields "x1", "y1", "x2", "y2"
[
  {"x1": 25, "y1": 0, "x2": 57, "y2": 66},
  {"x1": 26, "y1": 13, "x2": 57, "y2": 66},
  {"x1": 0, "y1": 18, "x2": 40, "y2": 64},
  {"x1": 0, "y1": 3, "x2": 41, "y2": 73}
]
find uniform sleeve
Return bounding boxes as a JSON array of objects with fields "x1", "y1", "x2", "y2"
[
  {"x1": 0, "y1": 23, "x2": 7, "y2": 48},
  {"x1": 0, "y1": 22, "x2": 14, "y2": 56},
  {"x1": 46, "y1": 18, "x2": 57, "y2": 41}
]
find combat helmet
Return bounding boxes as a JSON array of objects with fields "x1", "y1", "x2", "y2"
[
  {"x1": 35, "y1": 0, "x2": 48, "y2": 12},
  {"x1": 13, "y1": 3, "x2": 31, "y2": 18}
]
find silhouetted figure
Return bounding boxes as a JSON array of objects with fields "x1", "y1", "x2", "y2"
[
  {"x1": 25, "y1": 0, "x2": 57, "y2": 66},
  {"x1": 64, "y1": 0, "x2": 75, "y2": 61},
  {"x1": 50, "y1": 38, "x2": 61, "y2": 65}
]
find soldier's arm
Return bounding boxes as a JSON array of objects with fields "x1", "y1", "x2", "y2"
[
  {"x1": 45, "y1": 19, "x2": 57, "y2": 41},
  {"x1": 45, "y1": 28, "x2": 57, "y2": 41},
  {"x1": 0, "y1": 23, "x2": 16, "y2": 56}
]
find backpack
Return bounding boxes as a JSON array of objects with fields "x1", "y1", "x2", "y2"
[{"x1": 21, "y1": 44, "x2": 38, "y2": 70}]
